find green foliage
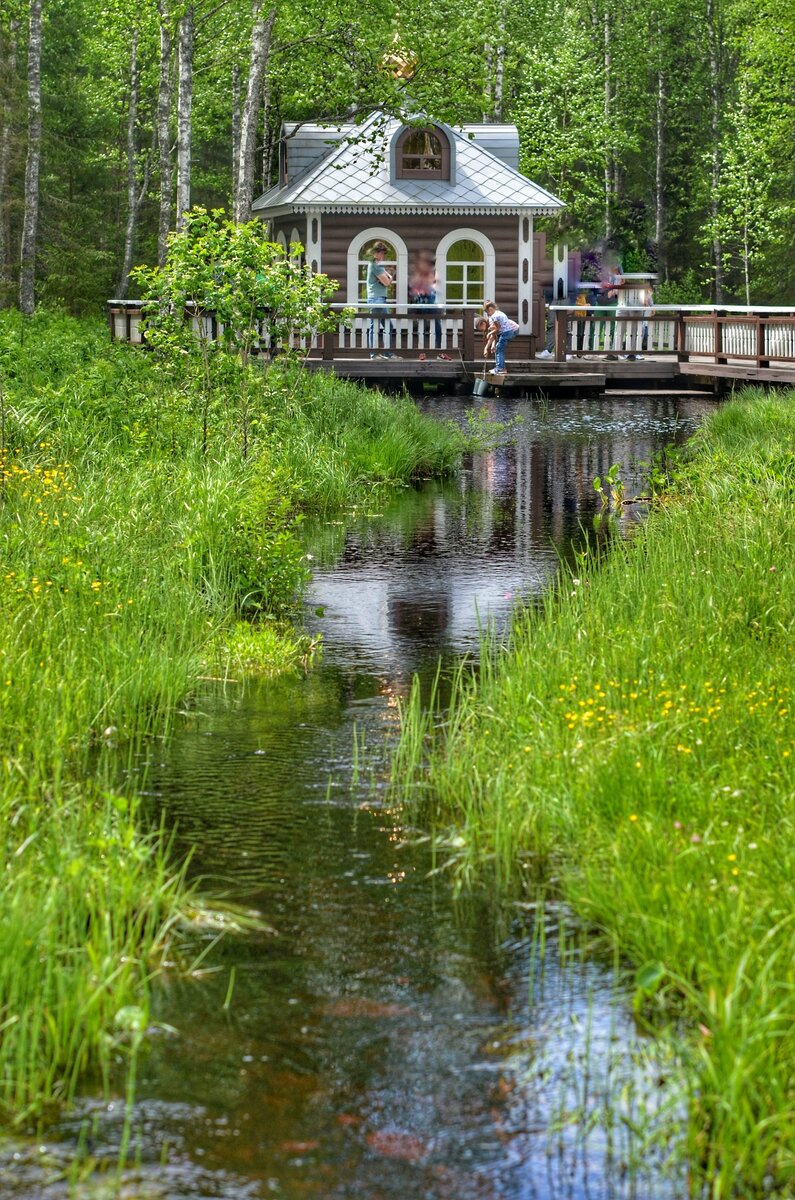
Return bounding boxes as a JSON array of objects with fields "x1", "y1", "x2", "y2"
[
  {"x1": 653, "y1": 270, "x2": 707, "y2": 304},
  {"x1": 131, "y1": 207, "x2": 348, "y2": 368},
  {"x1": 0, "y1": 307, "x2": 461, "y2": 1122},
  {"x1": 592, "y1": 462, "x2": 624, "y2": 509}
]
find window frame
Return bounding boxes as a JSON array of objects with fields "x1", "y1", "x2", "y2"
[
  {"x1": 435, "y1": 229, "x2": 496, "y2": 309},
  {"x1": 394, "y1": 126, "x2": 451, "y2": 181}
]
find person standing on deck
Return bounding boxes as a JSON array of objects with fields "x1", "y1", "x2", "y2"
[
  {"x1": 366, "y1": 242, "x2": 396, "y2": 359},
  {"x1": 484, "y1": 301, "x2": 519, "y2": 375},
  {"x1": 599, "y1": 263, "x2": 622, "y2": 359},
  {"x1": 408, "y1": 249, "x2": 449, "y2": 359}
]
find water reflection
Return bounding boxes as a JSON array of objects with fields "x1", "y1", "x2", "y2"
[
  {"x1": 307, "y1": 392, "x2": 712, "y2": 672},
  {"x1": 3, "y1": 393, "x2": 706, "y2": 1198}
]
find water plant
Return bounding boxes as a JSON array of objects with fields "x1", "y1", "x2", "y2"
[{"x1": 393, "y1": 386, "x2": 795, "y2": 1195}]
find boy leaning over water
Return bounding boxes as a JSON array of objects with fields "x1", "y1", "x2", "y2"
[{"x1": 480, "y1": 302, "x2": 519, "y2": 375}]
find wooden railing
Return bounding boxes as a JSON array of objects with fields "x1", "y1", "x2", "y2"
[
  {"x1": 550, "y1": 305, "x2": 795, "y2": 367},
  {"x1": 106, "y1": 300, "x2": 478, "y2": 359},
  {"x1": 320, "y1": 306, "x2": 478, "y2": 359}
]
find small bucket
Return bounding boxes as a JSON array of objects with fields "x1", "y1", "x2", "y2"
[{"x1": 472, "y1": 376, "x2": 490, "y2": 397}]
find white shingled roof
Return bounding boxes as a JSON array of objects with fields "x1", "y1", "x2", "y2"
[{"x1": 252, "y1": 112, "x2": 564, "y2": 218}]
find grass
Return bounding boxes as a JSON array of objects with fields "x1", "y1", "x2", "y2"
[
  {"x1": 392, "y1": 387, "x2": 795, "y2": 1196},
  {"x1": 0, "y1": 306, "x2": 463, "y2": 1123}
]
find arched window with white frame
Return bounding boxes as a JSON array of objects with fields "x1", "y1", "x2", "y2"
[
  {"x1": 346, "y1": 227, "x2": 409, "y2": 310},
  {"x1": 435, "y1": 229, "x2": 496, "y2": 309}
]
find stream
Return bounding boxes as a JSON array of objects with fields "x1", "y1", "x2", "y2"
[{"x1": 5, "y1": 390, "x2": 714, "y2": 1199}]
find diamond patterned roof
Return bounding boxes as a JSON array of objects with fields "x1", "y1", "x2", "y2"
[{"x1": 252, "y1": 113, "x2": 564, "y2": 217}]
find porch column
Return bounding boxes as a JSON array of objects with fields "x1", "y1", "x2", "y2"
[{"x1": 518, "y1": 213, "x2": 533, "y2": 334}]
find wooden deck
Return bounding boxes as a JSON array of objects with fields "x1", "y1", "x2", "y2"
[
  {"x1": 302, "y1": 353, "x2": 681, "y2": 393},
  {"x1": 106, "y1": 300, "x2": 795, "y2": 393}
]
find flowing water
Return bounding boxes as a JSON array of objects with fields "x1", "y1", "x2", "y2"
[{"x1": 4, "y1": 391, "x2": 714, "y2": 1199}]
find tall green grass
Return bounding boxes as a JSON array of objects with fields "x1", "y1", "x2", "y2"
[
  {"x1": 0, "y1": 307, "x2": 463, "y2": 1122},
  {"x1": 393, "y1": 388, "x2": 795, "y2": 1196}
]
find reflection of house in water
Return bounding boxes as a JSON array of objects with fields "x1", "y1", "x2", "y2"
[{"x1": 311, "y1": 397, "x2": 707, "y2": 664}]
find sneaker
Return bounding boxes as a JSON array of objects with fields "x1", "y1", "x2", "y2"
[
  {"x1": 369, "y1": 352, "x2": 378, "y2": 359},
  {"x1": 487, "y1": 368, "x2": 505, "y2": 375},
  {"x1": 418, "y1": 352, "x2": 427, "y2": 361},
  {"x1": 536, "y1": 348, "x2": 553, "y2": 359},
  {"x1": 381, "y1": 351, "x2": 397, "y2": 359},
  {"x1": 437, "y1": 353, "x2": 452, "y2": 360}
]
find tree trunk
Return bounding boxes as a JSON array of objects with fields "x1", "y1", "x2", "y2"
[
  {"x1": 492, "y1": 12, "x2": 505, "y2": 122},
  {"x1": 706, "y1": 0, "x2": 723, "y2": 301},
  {"x1": 231, "y1": 62, "x2": 241, "y2": 213},
  {"x1": 260, "y1": 59, "x2": 272, "y2": 191},
  {"x1": 0, "y1": 18, "x2": 20, "y2": 303},
  {"x1": 117, "y1": 26, "x2": 141, "y2": 297},
  {"x1": 19, "y1": 0, "x2": 42, "y2": 315},
  {"x1": 234, "y1": 3, "x2": 275, "y2": 223},
  {"x1": 654, "y1": 69, "x2": 665, "y2": 253},
  {"x1": 156, "y1": 0, "x2": 173, "y2": 265},
  {"x1": 603, "y1": 8, "x2": 613, "y2": 243},
  {"x1": 175, "y1": 4, "x2": 194, "y2": 229}
]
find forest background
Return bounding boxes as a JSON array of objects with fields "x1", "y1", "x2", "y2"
[{"x1": 1, "y1": 0, "x2": 793, "y2": 316}]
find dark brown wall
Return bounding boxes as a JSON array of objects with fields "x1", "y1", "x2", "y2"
[
  {"x1": 273, "y1": 212, "x2": 556, "y2": 340},
  {"x1": 323, "y1": 214, "x2": 550, "y2": 338}
]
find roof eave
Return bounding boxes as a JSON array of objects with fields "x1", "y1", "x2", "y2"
[{"x1": 253, "y1": 202, "x2": 564, "y2": 218}]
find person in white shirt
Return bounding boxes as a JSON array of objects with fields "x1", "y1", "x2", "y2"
[{"x1": 483, "y1": 301, "x2": 519, "y2": 374}]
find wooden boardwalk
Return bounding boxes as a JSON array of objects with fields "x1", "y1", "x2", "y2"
[{"x1": 106, "y1": 300, "x2": 795, "y2": 393}]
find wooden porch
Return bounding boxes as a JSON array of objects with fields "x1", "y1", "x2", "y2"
[{"x1": 106, "y1": 300, "x2": 795, "y2": 392}]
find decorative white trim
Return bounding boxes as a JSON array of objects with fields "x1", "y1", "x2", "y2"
[
  {"x1": 305, "y1": 214, "x2": 322, "y2": 273},
  {"x1": 435, "y1": 227, "x2": 495, "y2": 307},
  {"x1": 552, "y1": 242, "x2": 568, "y2": 302},
  {"x1": 257, "y1": 204, "x2": 560, "y2": 218},
  {"x1": 346, "y1": 226, "x2": 409, "y2": 308},
  {"x1": 518, "y1": 214, "x2": 534, "y2": 333}
]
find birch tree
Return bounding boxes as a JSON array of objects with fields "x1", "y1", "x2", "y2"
[
  {"x1": 156, "y1": 0, "x2": 174, "y2": 265},
  {"x1": 0, "y1": 15, "x2": 21, "y2": 304},
  {"x1": 234, "y1": 3, "x2": 275, "y2": 223},
  {"x1": 175, "y1": 3, "x2": 194, "y2": 228},
  {"x1": 19, "y1": 0, "x2": 42, "y2": 314},
  {"x1": 704, "y1": 76, "x2": 783, "y2": 304}
]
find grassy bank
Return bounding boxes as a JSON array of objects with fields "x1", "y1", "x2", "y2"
[
  {"x1": 393, "y1": 388, "x2": 795, "y2": 1196},
  {"x1": 0, "y1": 308, "x2": 463, "y2": 1122}
]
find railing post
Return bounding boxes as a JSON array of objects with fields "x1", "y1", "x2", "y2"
[
  {"x1": 714, "y1": 310, "x2": 724, "y2": 363},
  {"x1": 675, "y1": 311, "x2": 688, "y2": 360},
  {"x1": 462, "y1": 308, "x2": 475, "y2": 361},
  {"x1": 756, "y1": 314, "x2": 767, "y2": 368},
  {"x1": 553, "y1": 309, "x2": 568, "y2": 361}
]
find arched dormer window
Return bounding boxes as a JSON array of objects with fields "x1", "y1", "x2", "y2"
[{"x1": 395, "y1": 126, "x2": 450, "y2": 180}]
